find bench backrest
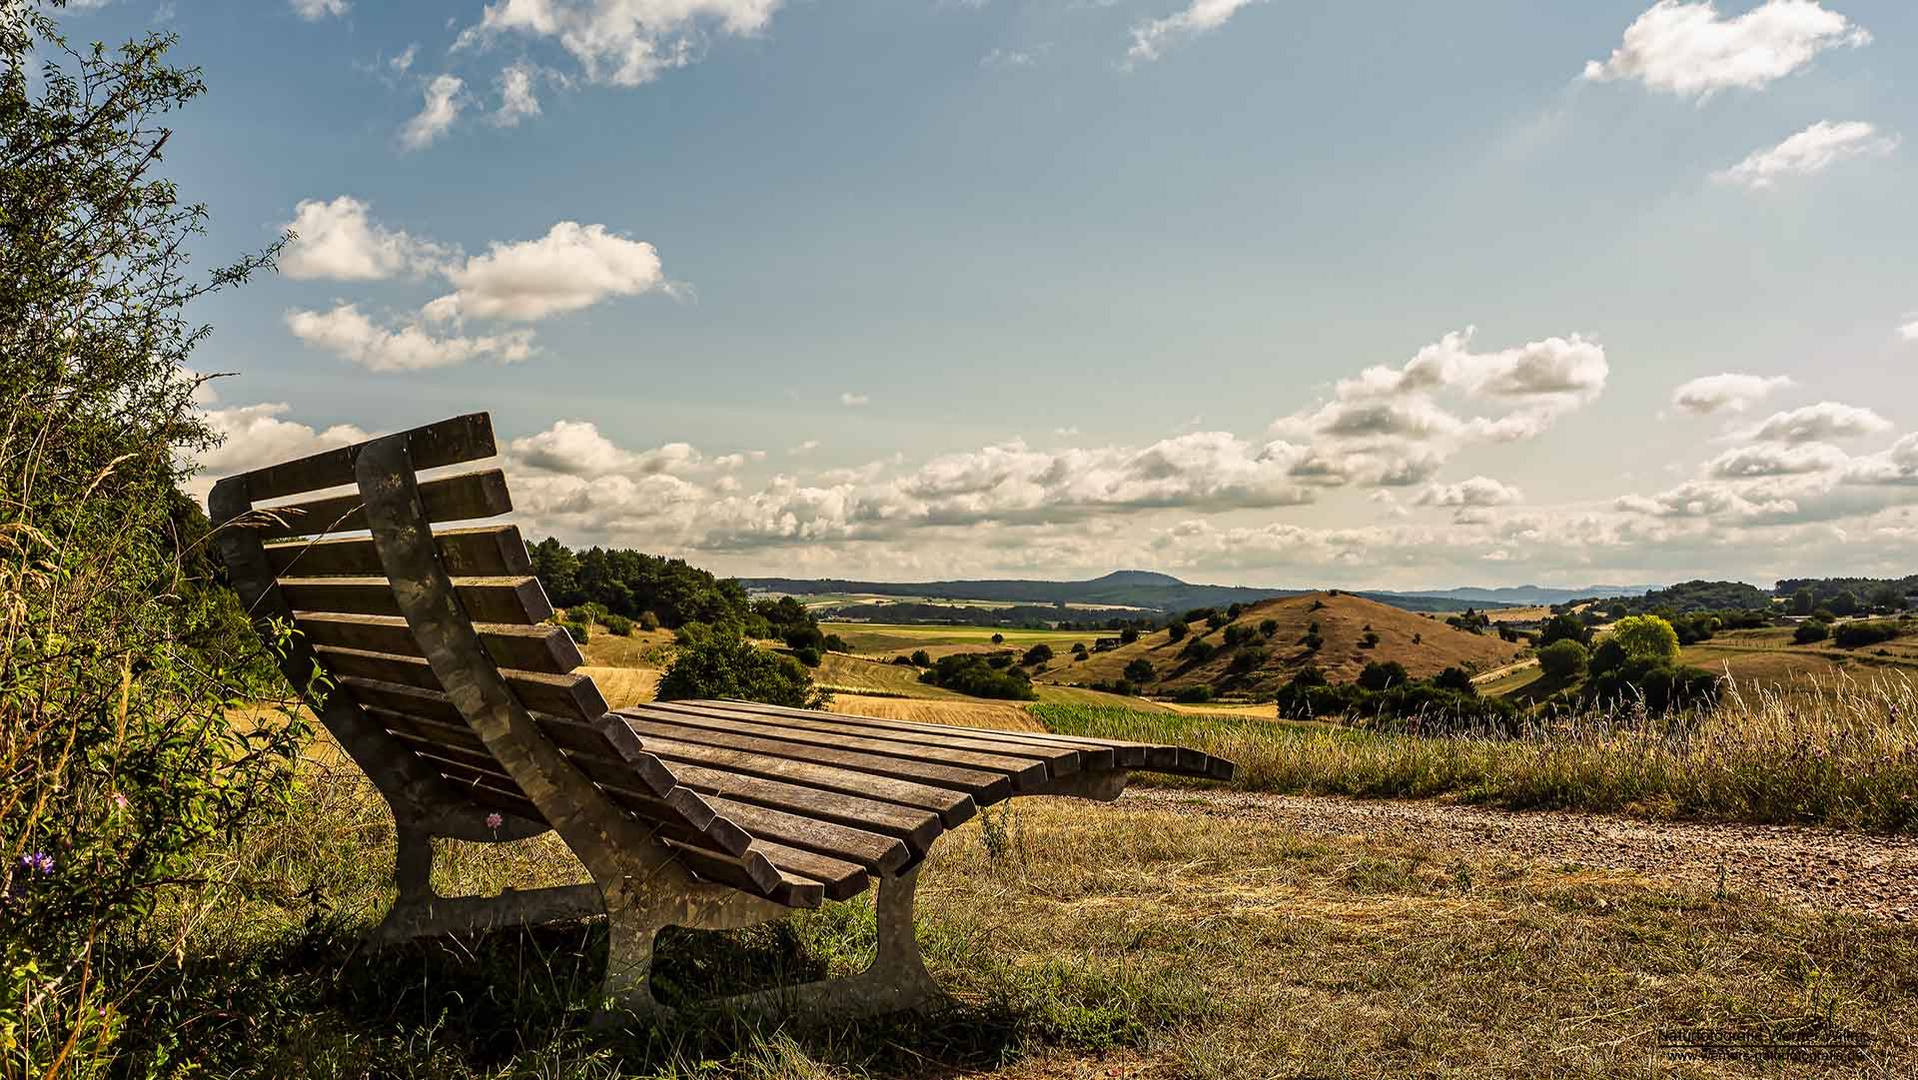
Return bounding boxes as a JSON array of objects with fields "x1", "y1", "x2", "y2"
[{"x1": 209, "y1": 413, "x2": 772, "y2": 891}]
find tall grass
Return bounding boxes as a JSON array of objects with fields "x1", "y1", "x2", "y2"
[{"x1": 1035, "y1": 674, "x2": 1918, "y2": 833}]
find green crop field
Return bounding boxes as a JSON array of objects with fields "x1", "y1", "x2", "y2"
[{"x1": 821, "y1": 621, "x2": 1101, "y2": 654}]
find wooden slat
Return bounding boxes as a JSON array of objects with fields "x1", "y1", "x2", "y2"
[
  {"x1": 636, "y1": 702, "x2": 1056, "y2": 786},
  {"x1": 707, "y1": 700, "x2": 1103, "y2": 771},
  {"x1": 263, "y1": 525, "x2": 533, "y2": 577},
  {"x1": 280, "y1": 575, "x2": 552, "y2": 625},
  {"x1": 235, "y1": 412, "x2": 496, "y2": 502},
  {"x1": 297, "y1": 613, "x2": 581, "y2": 674},
  {"x1": 727, "y1": 700, "x2": 1158, "y2": 769},
  {"x1": 664, "y1": 763, "x2": 943, "y2": 853},
  {"x1": 617, "y1": 709, "x2": 1019, "y2": 799},
  {"x1": 703, "y1": 796, "x2": 908, "y2": 874},
  {"x1": 315, "y1": 645, "x2": 606, "y2": 721},
  {"x1": 748, "y1": 840, "x2": 869, "y2": 902},
  {"x1": 251, "y1": 468, "x2": 512, "y2": 540},
  {"x1": 662, "y1": 839, "x2": 818, "y2": 907},
  {"x1": 622, "y1": 731, "x2": 977, "y2": 826}
]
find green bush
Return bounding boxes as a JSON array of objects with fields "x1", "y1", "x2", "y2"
[
  {"x1": 603, "y1": 614, "x2": 634, "y2": 636},
  {"x1": 1258, "y1": 618, "x2": 1279, "y2": 638},
  {"x1": 657, "y1": 632, "x2": 827, "y2": 708},
  {"x1": 1357, "y1": 661, "x2": 1409, "y2": 692},
  {"x1": 1165, "y1": 621, "x2": 1188, "y2": 642},
  {"x1": 1180, "y1": 639, "x2": 1216, "y2": 664},
  {"x1": 1608, "y1": 615, "x2": 1680, "y2": 665},
  {"x1": 793, "y1": 645, "x2": 823, "y2": 667},
  {"x1": 1124, "y1": 658, "x2": 1156, "y2": 683},
  {"x1": 563, "y1": 619, "x2": 591, "y2": 644},
  {"x1": 918, "y1": 655, "x2": 1037, "y2": 700},
  {"x1": 1173, "y1": 685, "x2": 1214, "y2": 704},
  {"x1": 1793, "y1": 620, "x2": 1830, "y2": 645},
  {"x1": 1119, "y1": 627, "x2": 1140, "y2": 645},
  {"x1": 1834, "y1": 620, "x2": 1904, "y2": 648},
  {"x1": 910, "y1": 649, "x2": 932, "y2": 667},
  {"x1": 1537, "y1": 639, "x2": 1590, "y2": 680},
  {"x1": 1023, "y1": 643, "x2": 1055, "y2": 666}
]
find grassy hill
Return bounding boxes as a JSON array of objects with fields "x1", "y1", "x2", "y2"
[{"x1": 1039, "y1": 591, "x2": 1524, "y2": 697}]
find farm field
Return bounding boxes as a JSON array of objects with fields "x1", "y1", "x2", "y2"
[
  {"x1": 822, "y1": 620, "x2": 1095, "y2": 654},
  {"x1": 1679, "y1": 626, "x2": 1918, "y2": 693},
  {"x1": 772, "y1": 591, "x2": 1149, "y2": 614}
]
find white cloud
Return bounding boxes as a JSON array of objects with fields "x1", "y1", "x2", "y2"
[
  {"x1": 456, "y1": 0, "x2": 784, "y2": 88},
  {"x1": 1715, "y1": 120, "x2": 1897, "y2": 189},
  {"x1": 279, "y1": 196, "x2": 453, "y2": 281},
  {"x1": 1743, "y1": 401, "x2": 1891, "y2": 444},
  {"x1": 427, "y1": 222, "x2": 666, "y2": 322},
  {"x1": 1127, "y1": 0, "x2": 1260, "y2": 64},
  {"x1": 981, "y1": 45, "x2": 1045, "y2": 68},
  {"x1": 508, "y1": 420, "x2": 708, "y2": 477},
  {"x1": 1671, "y1": 372, "x2": 1793, "y2": 414},
  {"x1": 1583, "y1": 0, "x2": 1870, "y2": 98},
  {"x1": 1898, "y1": 319, "x2": 1918, "y2": 342},
  {"x1": 494, "y1": 63, "x2": 543, "y2": 126},
  {"x1": 790, "y1": 440, "x2": 820, "y2": 455},
  {"x1": 1415, "y1": 476, "x2": 1523, "y2": 508},
  {"x1": 1706, "y1": 441, "x2": 1849, "y2": 478},
  {"x1": 401, "y1": 75, "x2": 465, "y2": 151},
  {"x1": 185, "y1": 403, "x2": 371, "y2": 501},
  {"x1": 290, "y1": 0, "x2": 348, "y2": 19},
  {"x1": 840, "y1": 392, "x2": 869, "y2": 407},
  {"x1": 390, "y1": 45, "x2": 418, "y2": 74},
  {"x1": 286, "y1": 304, "x2": 536, "y2": 371}
]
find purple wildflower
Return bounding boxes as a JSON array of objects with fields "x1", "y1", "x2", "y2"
[
  {"x1": 485, "y1": 812, "x2": 504, "y2": 830},
  {"x1": 19, "y1": 852, "x2": 53, "y2": 875}
]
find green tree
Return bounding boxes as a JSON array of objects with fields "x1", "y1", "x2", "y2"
[
  {"x1": 1022, "y1": 643, "x2": 1054, "y2": 666},
  {"x1": 2, "y1": 4, "x2": 304, "y2": 1064},
  {"x1": 1165, "y1": 620, "x2": 1188, "y2": 642},
  {"x1": 1793, "y1": 620, "x2": 1830, "y2": 645},
  {"x1": 1830, "y1": 590, "x2": 1861, "y2": 617},
  {"x1": 1537, "y1": 639, "x2": 1590, "y2": 680},
  {"x1": 1124, "y1": 658, "x2": 1156, "y2": 683},
  {"x1": 1791, "y1": 588, "x2": 1816, "y2": 615},
  {"x1": 1358, "y1": 661, "x2": 1409, "y2": 692},
  {"x1": 1537, "y1": 613, "x2": 1590, "y2": 648},
  {"x1": 1607, "y1": 615, "x2": 1680, "y2": 665},
  {"x1": 658, "y1": 632, "x2": 827, "y2": 708}
]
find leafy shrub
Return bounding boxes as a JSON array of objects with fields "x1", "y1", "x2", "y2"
[
  {"x1": 564, "y1": 619, "x2": 590, "y2": 644},
  {"x1": 822, "y1": 633, "x2": 852, "y2": 653},
  {"x1": 1258, "y1": 618, "x2": 1279, "y2": 638},
  {"x1": 892, "y1": 655, "x2": 915, "y2": 666},
  {"x1": 1834, "y1": 620, "x2": 1904, "y2": 648},
  {"x1": 910, "y1": 649, "x2": 932, "y2": 667},
  {"x1": 1301, "y1": 632, "x2": 1324, "y2": 652},
  {"x1": 1023, "y1": 643, "x2": 1055, "y2": 666},
  {"x1": 991, "y1": 633, "x2": 1005, "y2": 645},
  {"x1": 1165, "y1": 621, "x2": 1188, "y2": 642},
  {"x1": 638, "y1": 610, "x2": 661, "y2": 632},
  {"x1": 1221, "y1": 624, "x2": 1252, "y2": 647},
  {"x1": 1173, "y1": 685, "x2": 1214, "y2": 704},
  {"x1": 792, "y1": 645, "x2": 823, "y2": 667},
  {"x1": 1180, "y1": 639, "x2": 1216, "y2": 664},
  {"x1": 1538, "y1": 613, "x2": 1590, "y2": 647},
  {"x1": 1793, "y1": 620, "x2": 1831, "y2": 645},
  {"x1": 658, "y1": 632, "x2": 827, "y2": 708},
  {"x1": 1579, "y1": 658, "x2": 1718, "y2": 713},
  {"x1": 1433, "y1": 666, "x2": 1476, "y2": 694},
  {"x1": 1124, "y1": 658, "x2": 1156, "y2": 683},
  {"x1": 1608, "y1": 615, "x2": 1680, "y2": 664},
  {"x1": 918, "y1": 655, "x2": 1037, "y2": 700},
  {"x1": 1206, "y1": 612, "x2": 1229, "y2": 630},
  {"x1": 603, "y1": 614, "x2": 634, "y2": 636},
  {"x1": 1537, "y1": 639, "x2": 1590, "y2": 680},
  {"x1": 1119, "y1": 627, "x2": 1140, "y2": 645},
  {"x1": 1359, "y1": 631, "x2": 1381, "y2": 649},
  {"x1": 1228, "y1": 648, "x2": 1268, "y2": 674},
  {"x1": 1358, "y1": 661, "x2": 1409, "y2": 692}
]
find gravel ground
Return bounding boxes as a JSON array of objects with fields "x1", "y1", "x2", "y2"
[{"x1": 1123, "y1": 787, "x2": 1918, "y2": 921}]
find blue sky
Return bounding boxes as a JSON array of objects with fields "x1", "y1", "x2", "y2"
[{"x1": 59, "y1": 0, "x2": 1918, "y2": 588}]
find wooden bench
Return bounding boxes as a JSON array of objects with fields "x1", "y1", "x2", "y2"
[{"x1": 210, "y1": 412, "x2": 1233, "y2": 1022}]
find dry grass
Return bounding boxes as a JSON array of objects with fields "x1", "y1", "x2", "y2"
[
  {"x1": 825, "y1": 693, "x2": 1046, "y2": 732},
  {"x1": 813, "y1": 652, "x2": 968, "y2": 700},
  {"x1": 822, "y1": 622, "x2": 1091, "y2": 654}
]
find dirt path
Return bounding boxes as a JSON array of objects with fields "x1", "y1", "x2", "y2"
[{"x1": 1123, "y1": 787, "x2": 1918, "y2": 921}]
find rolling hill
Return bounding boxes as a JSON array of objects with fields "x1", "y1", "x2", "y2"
[
  {"x1": 1036, "y1": 591, "x2": 1526, "y2": 696},
  {"x1": 744, "y1": 570, "x2": 1524, "y2": 616}
]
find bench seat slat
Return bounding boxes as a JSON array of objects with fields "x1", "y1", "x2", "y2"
[
  {"x1": 632, "y1": 703, "x2": 1056, "y2": 786},
  {"x1": 746, "y1": 840, "x2": 869, "y2": 901},
  {"x1": 264, "y1": 525, "x2": 533, "y2": 577},
  {"x1": 617, "y1": 711, "x2": 1017, "y2": 799},
  {"x1": 701, "y1": 700, "x2": 1109, "y2": 770},
  {"x1": 316, "y1": 645, "x2": 606, "y2": 722},
  {"x1": 251, "y1": 467, "x2": 513, "y2": 540},
  {"x1": 280, "y1": 576, "x2": 552, "y2": 625},
  {"x1": 297, "y1": 613, "x2": 581, "y2": 674},
  {"x1": 626, "y1": 733, "x2": 976, "y2": 826},
  {"x1": 664, "y1": 763, "x2": 943, "y2": 854},
  {"x1": 722, "y1": 700, "x2": 1161, "y2": 768},
  {"x1": 234, "y1": 412, "x2": 496, "y2": 502},
  {"x1": 661, "y1": 840, "x2": 821, "y2": 908},
  {"x1": 702, "y1": 796, "x2": 908, "y2": 874}
]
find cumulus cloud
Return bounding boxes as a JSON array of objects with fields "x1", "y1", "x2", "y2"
[
  {"x1": 840, "y1": 392, "x2": 869, "y2": 407},
  {"x1": 1743, "y1": 401, "x2": 1891, "y2": 444},
  {"x1": 285, "y1": 304, "x2": 536, "y2": 371},
  {"x1": 1715, "y1": 120, "x2": 1897, "y2": 189},
  {"x1": 1127, "y1": 0, "x2": 1261, "y2": 64},
  {"x1": 1415, "y1": 476, "x2": 1523, "y2": 508},
  {"x1": 426, "y1": 222, "x2": 666, "y2": 323},
  {"x1": 1583, "y1": 0, "x2": 1870, "y2": 98},
  {"x1": 1706, "y1": 441, "x2": 1849, "y2": 478},
  {"x1": 183, "y1": 403, "x2": 370, "y2": 501},
  {"x1": 494, "y1": 63, "x2": 543, "y2": 126},
  {"x1": 290, "y1": 0, "x2": 348, "y2": 19},
  {"x1": 1271, "y1": 327, "x2": 1607, "y2": 486},
  {"x1": 1671, "y1": 372, "x2": 1794, "y2": 414},
  {"x1": 1899, "y1": 319, "x2": 1918, "y2": 342},
  {"x1": 456, "y1": 0, "x2": 784, "y2": 88},
  {"x1": 506, "y1": 420, "x2": 710, "y2": 478},
  {"x1": 279, "y1": 196, "x2": 453, "y2": 281},
  {"x1": 401, "y1": 75, "x2": 465, "y2": 150}
]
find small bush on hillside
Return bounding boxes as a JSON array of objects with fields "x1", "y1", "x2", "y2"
[
  {"x1": 1538, "y1": 639, "x2": 1590, "y2": 680},
  {"x1": 1184, "y1": 608, "x2": 1216, "y2": 624},
  {"x1": 1072, "y1": 641, "x2": 1089, "y2": 656},
  {"x1": 1174, "y1": 685, "x2": 1214, "y2": 704},
  {"x1": 1579, "y1": 658, "x2": 1718, "y2": 713},
  {"x1": 1301, "y1": 632, "x2": 1324, "y2": 652},
  {"x1": 638, "y1": 610, "x2": 661, "y2": 631},
  {"x1": 1222, "y1": 624, "x2": 1253, "y2": 647},
  {"x1": 911, "y1": 649, "x2": 932, "y2": 666},
  {"x1": 1834, "y1": 620, "x2": 1905, "y2": 649},
  {"x1": 1120, "y1": 627, "x2": 1140, "y2": 644},
  {"x1": 919, "y1": 655, "x2": 1037, "y2": 700},
  {"x1": 1609, "y1": 615, "x2": 1680, "y2": 665},
  {"x1": 1023, "y1": 643, "x2": 1055, "y2": 666},
  {"x1": 823, "y1": 633, "x2": 852, "y2": 653},
  {"x1": 1206, "y1": 612, "x2": 1229, "y2": 630},
  {"x1": 990, "y1": 633, "x2": 1005, "y2": 645},
  {"x1": 892, "y1": 655, "x2": 915, "y2": 665},
  {"x1": 563, "y1": 619, "x2": 591, "y2": 644},
  {"x1": 1181, "y1": 639, "x2": 1216, "y2": 664},
  {"x1": 1165, "y1": 621, "x2": 1188, "y2": 642},
  {"x1": 1358, "y1": 661, "x2": 1409, "y2": 692},
  {"x1": 1537, "y1": 613, "x2": 1590, "y2": 648},
  {"x1": 1124, "y1": 658, "x2": 1157, "y2": 683},
  {"x1": 603, "y1": 614, "x2": 634, "y2": 636},
  {"x1": 1259, "y1": 618, "x2": 1279, "y2": 638},
  {"x1": 658, "y1": 632, "x2": 828, "y2": 708},
  {"x1": 1794, "y1": 620, "x2": 1831, "y2": 645},
  {"x1": 1360, "y1": 631, "x2": 1381, "y2": 649},
  {"x1": 792, "y1": 645, "x2": 822, "y2": 667},
  {"x1": 1434, "y1": 666, "x2": 1476, "y2": 694},
  {"x1": 1228, "y1": 648, "x2": 1268, "y2": 675}
]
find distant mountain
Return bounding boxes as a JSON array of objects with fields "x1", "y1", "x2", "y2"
[
  {"x1": 1369, "y1": 584, "x2": 1658, "y2": 607},
  {"x1": 740, "y1": 572, "x2": 1524, "y2": 616}
]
